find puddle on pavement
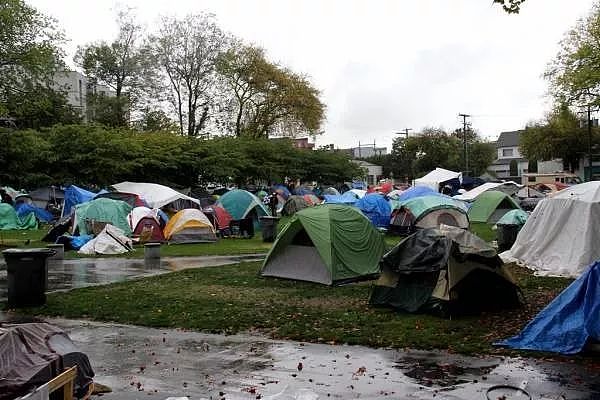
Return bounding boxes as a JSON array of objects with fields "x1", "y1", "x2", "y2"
[
  {"x1": 394, "y1": 357, "x2": 497, "y2": 387},
  {"x1": 0, "y1": 254, "x2": 264, "y2": 301}
]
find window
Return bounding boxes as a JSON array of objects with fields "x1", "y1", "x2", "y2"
[
  {"x1": 529, "y1": 176, "x2": 536, "y2": 183},
  {"x1": 502, "y1": 148, "x2": 514, "y2": 157}
]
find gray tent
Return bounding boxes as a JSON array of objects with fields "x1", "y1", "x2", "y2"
[{"x1": 282, "y1": 195, "x2": 310, "y2": 216}]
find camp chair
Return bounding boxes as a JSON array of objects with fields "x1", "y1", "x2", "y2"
[{"x1": 18, "y1": 366, "x2": 92, "y2": 400}]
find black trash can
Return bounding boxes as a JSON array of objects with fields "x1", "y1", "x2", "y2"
[
  {"x1": 3, "y1": 248, "x2": 55, "y2": 308},
  {"x1": 497, "y1": 224, "x2": 521, "y2": 252},
  {"x1": 259, "y1": 216, "x2": 280, "y2": 242}
]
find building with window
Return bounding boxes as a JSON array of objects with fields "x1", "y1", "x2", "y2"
[
  {"x1": 487, "y1": 130, "x2": 530, "y2": 179},
  {"x1": 352, "y1": 160, "x2": 383, "y2": 185}
]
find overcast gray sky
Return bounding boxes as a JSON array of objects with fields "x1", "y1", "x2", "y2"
[{"x1": 30, "y1": 0, "x2": 597, "y2": 150}]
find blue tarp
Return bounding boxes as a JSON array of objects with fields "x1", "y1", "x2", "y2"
[
  {"x1": 323, "y1": 191, "x2": 359, "y2": 205},
  {"x1": 496, "y1": 261, "x2": 600, "y2": 354},
  {"x1": 356, "y1": 193, "x2": 391, "y2": 228},
  {"x1": 352, "y1": 181, "x2": 367, "y2": 190},
  {"x1": 62, "y1": 185, "x2": 96, "y2": 217},
  {"x1": 396, "y1": 186, "x2": 439, "y2": 202},
  {"x1": 273, "y1": 184, "x2": 291, "y2": 199},
  {"x1": 15, "y1": 203, "x2": 53, "y2": 223}
]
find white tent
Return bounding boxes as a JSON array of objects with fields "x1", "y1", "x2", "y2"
[
  {"x1": 414, "y1": 168, "x2": 461, "y2": 191},
  {"x1": 127, "y1": 206, "x2": 159, "y2": 230},
  {"x1": 503, "y1": 181, "x2": 600, "y2": 278},
  {"x1": 79, "y1": 224, "x2": 133, "y2": 255},
  {"x1": 453, "y1": 181, "x2": 522, "y2": 201},
  {"x1": 112, "y1": 182, "x2": 200, "y2": 209}
]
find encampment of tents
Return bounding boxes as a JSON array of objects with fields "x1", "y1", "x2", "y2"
[
  {"x1": 95, "y1": 191, "x2": 148, "y2": 208},
  {"x1": 468, "y1": 191, "x2": 521, "y2": 242},
  {"x1": 260, "y1": 204, "x2": 385, "y2": 285},
  {"x1": 74, "y1": 198, "x2": 133, "y2": 236},
  {"x1": 497, "y1": 260, "x2": 600, "y2": 354},
  {"x1": 112, "y1": 182, "x2": 200, "y2": 209},
  {"x1": 370, "y1": 226, "x2": 521, "y2": 316},
  {"x1": 414, "y1": 168, "x2": 461, "y2": 192},
  {"x1": 132, "y1": 215, "x2": 165, "y2": 243},
  {"x1": 28, "y1": 186, "x2": 64, "y2": 209},
  {"x1": 503, "y1": 181, "x2": 600, "y2": 277},
  {"x1": 202, "y1": 205, "x2": 233, "y2": 232},
  {"x1": 216, "y1": 189, "x2": 270, "y2": 222},
  {"x1": 356, "y1": 193, "x2": 391, "y2": 228},
  {"x1": 0, "y1": 203, "x2": 37, "y2": 230},
  {"x1": 396, "y1": 186, "x2": 439, "y2": 202},
  {"x1": 163, "y1": 209, "x2": 217, "y2": 243},
  {"x1": 15, "y1": 203, "x2": 53, "y2": 223},
  {"x1": 390, "y1": 195, "x2": 469, "y2": 234},
  {"x1": 323, "y1": 191, "x2": 359, "y2": 205}
]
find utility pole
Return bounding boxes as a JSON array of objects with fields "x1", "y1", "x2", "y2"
[
  {"x1": 459, "y1": 113, "x2": 471, "y2": 176},
  {"x1": 588, "y1": 105, "x2": 593, "y2": 182},
  {"x1": 395, "y1": 128, "x2": 412, "y2": 140}
]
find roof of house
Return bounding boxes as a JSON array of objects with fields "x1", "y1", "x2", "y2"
[{"x1": 496, "y1": 130, "x2": 522, "y2": 148}]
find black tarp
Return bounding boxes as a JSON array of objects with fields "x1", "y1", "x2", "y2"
[{"x1": 0, "y1": 322, "x2": 94, "y2": 399}]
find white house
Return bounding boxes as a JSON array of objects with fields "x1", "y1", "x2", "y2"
[
  {"x1": 487, "y1": 131, "x2": 530, "y2": 179},
  {"x1": 352, "y1": 160, "x2": 383, "y2": 185}
]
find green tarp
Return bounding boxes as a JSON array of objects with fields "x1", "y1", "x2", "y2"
[
  {"x1": 0, "y1": 203, "x2": 37, "y2": 230},
  {"x1": 75, "y1": 198, "x2": 133, "y2": 236},
  {"x1": 217, "y1": 189, "x2": 270, "y2": 220},
  {"x1": 261, "y1": 204, "x2": 385, "y2": 285}
]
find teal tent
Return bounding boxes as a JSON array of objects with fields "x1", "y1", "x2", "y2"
[
  {"x1": 261, "y1": 204, "x2": 385, "y2": 285},
  {"x1": 0, "y1": 203, "x2": 37, "y2": 230},
  {"x1": 75, "y1": 198, "x2": 133, "y2": 236},
  {"x1": 217, "y1": 189, "x2": 270, "y2": 220}
]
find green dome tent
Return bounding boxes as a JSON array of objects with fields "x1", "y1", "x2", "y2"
[
  {"x1": 75, "y1": 198, "x2": 133, "y2": 236},
  {"x1": 216, "y1": 189, "x2": 270, "y2": 220},
  {"x1": 0, "y1": 203, "x2": 37, "y2": 230},
  {"x1": 468, "y1": 191, "x2": 521, "y2": 242},
  {"x1": 260, "y1": 204, "x2": 385, "y2": 285}
]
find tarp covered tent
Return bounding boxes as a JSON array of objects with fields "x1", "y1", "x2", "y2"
[
  {"x1": 414, "y1": 168, "x2": 462, "y2": 192},
  {"x1": 261, "y1": 204, "x2": 385, "y2": 285},
  {"x1": 62, "y1": 185, "x2": 96, "y2": 217},
  {"x1": 0, "y1": 322, "x2": 94, "y2": 400},
  {"x1": 390, "y1": 195, "x2": 469, "y2": 234},
  {"x1": 95, "y1": 191, "x2": 148, "y2": 208},
  {"x1": 273, "y1": 184, "x2": 291, "y2": 199},
  {"x1": 323, "y1": 191, "x2": 359, "y2": 205},
  {"x1": 497, "y1": 260, "x2": 600, "y2": 354},
  {"x1": 283, "y1": 195, "x2": 310, "y2": 216},
  {"x1": 453, "y1": 181, "x2": 521, "y2": 201},
  {"x1": 15, "y1": 203, "x2": 53, "y2": 223},
  {"x1": 370, "y1": 226, "x2": 521, "y2": 316},
  {"x1": 74, "y1": 198, "x2": 133, "y2": 236},
  {"x1": 356, "y1": 193, "x2": 391, "y2": 228},
  {"x1": 163, "y1": 208, "x2": 217, "y2": 243},
  {"x1": 0, "y1": 203, "x2": 37, "y2": 230},
  {"x1": 79, "y1": 224, "x2": 133, "y2": 255},
  {"x1": 396, "y1": 186, "x2": 439, "y2": 202},
  {"x1": 28, "y1": 186, "x2": 64, "y2": 209},
  {"x1": 112, "y1": 181, "x2": 200, "y2": 209},
  {"x1": 503, "y1": 181, "x2": 600, "y2": 277},
  {"x1": 468, "y1": 191, "x2": 521, "y2": 242},
  {"x1": 217, "y1": 189, "x2": 270, "y2": 222},
  {"x1": 349, "y1": 189, "x2": 367, "y2": 199},
  {"x1": 127, "y1": 206, "x2": 157, "y2": 230}
]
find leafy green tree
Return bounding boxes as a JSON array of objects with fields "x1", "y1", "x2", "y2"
[
  {"x1": 86, "y1": 94, "x2": 130, "y2": 127},
  {"x1": 493, "y1": 0, "x2": 526, "y2": 14},
  {"x1": 75, "y1": 9, "x2": 144, "y2": 125},
  {"x1": 546, "y1": 3, "x2": 600, "y2": 108},
  {"x1": 217, "y1": 42, "x2": 325, "y2": 138},
  {"x1": 520, "y1": 103, "x2": 598, "y2": 172},
  {"x1": 0, "y1": 129, "x2": 54, "y2": 187},
  {"x1": 134, "y1": 108, "x2": 179, "y2": 133},
  {"x1": 0, "y1": 0, "x2": 68, "y2": 125}
]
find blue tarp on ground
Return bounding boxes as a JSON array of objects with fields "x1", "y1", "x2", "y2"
[
  {"x1": 62, "y1": 185, "x2": 96, "y2": 217},
  {"x1": 15, "y1": 203, "x2": 53, "y2": 223},
  {"x1": 396, "y1": 186, "x2": 440, "y2": 202},
  {"x1": 496, "y1": 261, "x2": 600, "y2": 354},
  {"x1": 356, "y1": 193, "x2": 391, "y2": 228},
  {"x1": 323, "y1": 191, "x2": 359, "y2": 205}
]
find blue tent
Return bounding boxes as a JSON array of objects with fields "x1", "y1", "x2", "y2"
[
  {"x1": 273, "y1": 184, "x2": 291, "y2": 199},
  {"x1": 356, "y1": 193, "x2": 391, "y2": 228},
  {"x1": 352, "y1": 180, "x2": 367, "y2": 190},
  {"x1": 62, "y1": 185, "x2": 96, "y2": 217},
  {"x1": 15, "y1": 203, "x2": 53, "y2": 223},
  {"x1": 323, "y1": 191, "x2": 359, "y2": 205},
  {"x1": 396, "y1": 186, "x2": 440, "y2": 202},
  {"x1": 497, "y1": 261, "x2": 600, "y2": 354}
]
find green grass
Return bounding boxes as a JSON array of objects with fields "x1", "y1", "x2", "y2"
[{"x1": 19, "y1": 262, "x2": 579, "y2": 357}]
